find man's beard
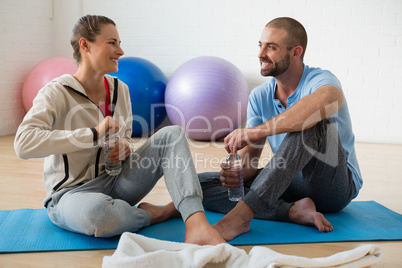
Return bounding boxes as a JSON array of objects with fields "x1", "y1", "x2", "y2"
[{"x1": 260, "y1": 53, "x2": 291, "y2": 77}]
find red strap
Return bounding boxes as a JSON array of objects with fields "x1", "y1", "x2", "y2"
[{"x1": 104, "y1": 77, "x2": 112, "y2": 117}]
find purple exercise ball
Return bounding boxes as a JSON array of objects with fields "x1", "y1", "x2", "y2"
[{"x1": 165, "y1": 56, "x2": 249, "y2": 141}]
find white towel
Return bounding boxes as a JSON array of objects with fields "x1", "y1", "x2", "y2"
[{"x1": 102, "y1": 232, "x2": 382, "y2": 268}]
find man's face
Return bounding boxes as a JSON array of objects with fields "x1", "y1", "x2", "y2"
[{"x1": 258, "y1": 27, "x2": 291, "y2": 77}]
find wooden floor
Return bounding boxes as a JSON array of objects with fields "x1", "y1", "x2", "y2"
[{"x1": 0, "y1": 135, "x2": 401, "y2": 267}]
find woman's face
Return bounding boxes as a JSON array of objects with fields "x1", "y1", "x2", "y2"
[{"x1": 84, "y1": 24, "x2": 124, "y2": 74}]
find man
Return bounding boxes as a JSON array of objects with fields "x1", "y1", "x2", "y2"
[{"x1": 198, "y1": 17, "x2": 362, "y2": 241}]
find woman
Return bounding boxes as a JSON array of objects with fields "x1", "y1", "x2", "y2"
[{"x1": 14, "y1": 15, "x2": 225, "y2": 245}]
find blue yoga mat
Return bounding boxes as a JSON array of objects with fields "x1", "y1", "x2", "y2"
[{"x1": 0, "y1": 201, "x2": 401, "y2": 253}]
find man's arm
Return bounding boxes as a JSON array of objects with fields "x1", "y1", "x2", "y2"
[
  {"x1": 224, "y1": 85, "x2": 344, "y2": 153},
  {"x1": 259, "y1": 85, "x2": 344, "y2": 135}
]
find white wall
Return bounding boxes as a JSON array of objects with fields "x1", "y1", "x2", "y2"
[
  {"x1": 0, "y1": 0, "x2": 53, "y2": 136},
  {"x1": 1, "y1": 0, "x2": 402, "y2": 144}
]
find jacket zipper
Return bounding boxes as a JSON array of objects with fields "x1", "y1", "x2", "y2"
[{"x1": 54, "y1": 78, "x2": 119, "y2": 189}]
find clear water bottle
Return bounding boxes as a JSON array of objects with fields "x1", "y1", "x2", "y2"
[
  {"x1": 226, "y1": 153, "x2": 244, "y2": 201},
  {"x1": 103, "y1": 132, "x2": 122, "y2": 176}
]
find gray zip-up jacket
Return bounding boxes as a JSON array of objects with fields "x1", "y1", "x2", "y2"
[{"x1": 14, "y1": 74, "x2": 134, "y2": 207}]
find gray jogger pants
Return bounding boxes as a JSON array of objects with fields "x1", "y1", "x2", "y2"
[
  {"x1": 47, "y1": 126, "x2": 203, "y2": 237},
  {"x1": 198, "y1": 118, "x2": 356, "y2": 222}
]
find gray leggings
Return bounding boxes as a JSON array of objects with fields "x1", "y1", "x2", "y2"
[
  {"x1": 47, "y1": 126, "x2": 203, "y2": 237},
  {"x1": 198, "y1": 118, "x2": 356, "y2": 222}
]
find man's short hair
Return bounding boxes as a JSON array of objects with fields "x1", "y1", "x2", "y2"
[{"x1": 266, "y1": 17, "x2": 308, "y2": 61}]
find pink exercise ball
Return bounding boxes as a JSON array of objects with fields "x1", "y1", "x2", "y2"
[
  {"x1": 165, "y1": 56, "x2": 249, "y2": 141},
  {"x1": 22, "y1": 57, "x2": 77, "y2": 112}
]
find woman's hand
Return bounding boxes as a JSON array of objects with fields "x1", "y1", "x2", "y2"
[
  {"x1": 95, "y1": 116, "x2": 121, "y2": 139},
  {"x1": 106, "y1": 138, "x2": 131, "y2": 162}
]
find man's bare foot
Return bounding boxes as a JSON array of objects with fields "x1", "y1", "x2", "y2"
[
  {"x1": 138, "y1": 202, "x2": 180, "y2": 225},
  {"x1": 184, "y1": 211, "x2": 226, "y2": 246},
  {"x1": 289, "y1": 197, "x2": 333, "y2": 232},
  {"x1": 213, "y1": 200, "x2": 255, "y2": 241}
]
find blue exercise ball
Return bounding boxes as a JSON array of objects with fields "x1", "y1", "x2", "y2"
[{"x1": 109, "y1": 57, "x2": 167, "y2": 137}]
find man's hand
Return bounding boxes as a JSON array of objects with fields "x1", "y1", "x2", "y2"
[
  {"x1": 219, "y1": 163, "x2": 242, "y2": 188},
  {"x1": 224, "y1": 128, "x2": 263, "y2": 154}
]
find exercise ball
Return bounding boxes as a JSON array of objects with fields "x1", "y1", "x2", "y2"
[
  {"x1": 109, "y1": 57, "x2": 167, "y2": 137},
  {"x1": 22, "y1": 57, "x2": 77, "y2": 112},
  {"x1": 165, "y1": 56, "x2": 249, "y2": 141}
]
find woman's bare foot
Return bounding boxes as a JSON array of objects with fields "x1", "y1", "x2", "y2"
[
  {"x1": 184, "y1": 211, "x2": 226, "y2": 245},
  {"x1": 138, "y1": 202, "x2": 180, "y2": 225},
  {"x1": 289, "y1": 197, "x2": 333, "y2": 232},
  {"x1": 213, "y1": 200, "x2": 255, "y2": 241}
]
